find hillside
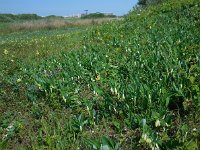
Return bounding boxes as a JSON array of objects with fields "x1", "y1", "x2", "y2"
[{"x1": 0, "y1": 0, "x2": 199, "y2": 149}]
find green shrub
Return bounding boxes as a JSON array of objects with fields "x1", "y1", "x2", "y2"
[
  {"x1": 0, "y1": 14, "x2": 42, "y2": 22},
  {"x1": 81, "y1": 12, "x2": 116, "y2": 19}
]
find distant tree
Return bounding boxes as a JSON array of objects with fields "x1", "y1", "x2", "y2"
[
  {"x1": 81, "y1": 12, "x2": 116, "y2": 19},
  {"x1": 46, "y1": 15, "x2": 64, "y2": 19},
  {"x1": 17, "y1": 14, "x2": 41, "y2": 20},
  {"x1": 138, "y1": 0, "x2": 165, "y2": 6},
  {"x1": 0, "y1": 14, "x2": 42, "y2": 22},
  {"x1": 138, "y1": 0, "x2": 147, "y2": 6},
  {"x1": 148, "y1": 0, "x2": 165, "y2": 5}
]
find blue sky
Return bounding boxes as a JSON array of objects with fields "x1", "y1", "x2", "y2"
[{"x1": 0, "y1": 0, "x2": 138, "y2": 16}]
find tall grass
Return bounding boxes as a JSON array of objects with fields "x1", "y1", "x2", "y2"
[
  {"x1": 0, "y1": 18, "x2": 119, "y2": 34},
  {"x1": 10, "y1": 19, "x2": 72, "y2": 31}
]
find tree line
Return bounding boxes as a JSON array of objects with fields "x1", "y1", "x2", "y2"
[{"x1": 138, "y1": 0, "x2": 166, "y2": 6}]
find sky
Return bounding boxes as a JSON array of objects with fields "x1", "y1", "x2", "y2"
[{"x1": 0, "y1": 0, "x2": 138, "y2": 16}]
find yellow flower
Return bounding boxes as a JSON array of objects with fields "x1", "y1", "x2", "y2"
[
  {"x1": 146, "y1": 138, "x2": 152, "y2": 144},
  {"x1": 142, "y1": 133, "x2": 152, "y2": 144},
  {"x1": 36, "y1": 51, "x2": 40, "y2": 55},
  {"x1": 96, "y1": 74, "x2": 100, "y2": 81},
  {"x1": 17, "y1": 78, "x2": 22, "y2": 83},
  {"x1": 4, "y1": 49, "x2": 8, "y2": 55}
]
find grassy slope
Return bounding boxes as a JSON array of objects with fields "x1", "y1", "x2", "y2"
[{"x1": 0, "y1": 0, "x2": 200, "y2": 149}]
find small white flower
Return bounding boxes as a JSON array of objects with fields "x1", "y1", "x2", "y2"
[
  {"x1": 17, "y1": 78, "x2": 22, "y2": 83},
  {"x1": 37, "y1": 83, "x2": 42, "y2": 90},
  {"x1": 155, "y1": 119, "x2": 161, "y2": 127},
  {"x1": 142, "y1": 133, "x2": 152, "y2": 144},
  {"x1": 165, "y1": 123, "x2": 170, "y2": 127},
  {"x1": 118, "y1": 93, "x2": 120, "y2": 99},
  {"x1": 122, "y1": 93, "x2": 125, "y2": 99},
  {"x1": 6, "y1": 123, "x2": 14, "y2": 131},
  {"x1": 2, "y1": 134, "x2": 8, "y2": 140},
  {"x1": 110, "y1": 87, "x2": 114, "y2": 94},
  {"x1": 93, "y1": 90, "x2": 98, "y2": 96},
  {"x1": 62, "y1": 96, "x2": 66, "y2": 103},
  {"x1": 114, "y1": 87, "x2": 118, "y2": 95},
  {"x1": 86, "y1": 106, "x2": 90, "y2": 111},
  {"x1": 193, "y1": 128, "x2": 197, "y2": 132},
  {"x1": 146, "y1": 138, "x2": 152, "y2": 144},
  {"x1": 114, "y1": 107, "x2": 117, "y2": 112},
  {"x1": 75, "y1": 88, "x2": 79, "y2": 93},
  {"x1": 142, "y1": 133, "x2": 147, "y2": 140},
  {"x1": 36, "y1": 51, "x2": 39, "y2": 55},
  {"x1": 4, "y1": 49, "x2": 8, "y2": 55}
]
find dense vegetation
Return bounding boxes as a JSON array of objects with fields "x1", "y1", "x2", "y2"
[
  {"x1": 0, "y1": 18, "x2": 116, "y2": 36},
  {"x1": 81, "y1": 13, "x2": 116, "y2": 19},
  {"x1": 0, "y1": 0, "x2": 199, "y2": 149},
  {"x1": 0, "y1": 14, "x2": 42, "y2": 22},
  {"x1": 137, "y1": 0, "x2": 165, "y2": 6}
]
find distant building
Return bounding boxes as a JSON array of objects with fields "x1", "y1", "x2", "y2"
[{"x1": 63, "y1": 14, "x2": 81, "y2": 18}]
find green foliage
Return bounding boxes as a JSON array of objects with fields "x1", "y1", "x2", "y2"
[
  {"x1": 138, "y1": 0, "x2": 148, "y2": 5},
  {"x1": 0, "y1": 14, "x2": 42, "y2": 22},
  {"x1": 45, "y1": 15, "x2": 64, "y2": 19},
  {"x1": 17, "y1": 14, "x2": 42, "y2": 20},
  {"x1": 0, "y1": 0, "x2": 200, "y2": 149},
  {"x1": 81, "y1": 13, "x2": 116, "y2": 19},
  {"x1": 138, "y1": 0, "x2": 166, "y2": 6}
]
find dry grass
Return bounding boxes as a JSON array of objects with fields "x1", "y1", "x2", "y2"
[
  {"x1": 10, "y1": 19, "x2": 73, "y2": 31},
  {"x1": 76, "y1": 17, "x2": 122, "y2": 25},
  {"x1": 6, "y1": 18, "x2": 121, "y2": 33}
]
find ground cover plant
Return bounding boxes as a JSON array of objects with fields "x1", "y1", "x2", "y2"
[{"x1": 0, "y1": 0, "x2": 200, "y2": 149}]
